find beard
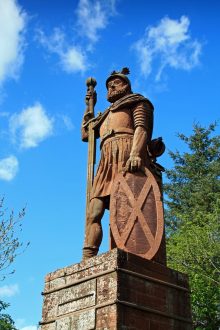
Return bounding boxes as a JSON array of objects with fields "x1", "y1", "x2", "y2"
[{"x1": 107, "y1": 84, "x2": 131, "y2": 103}]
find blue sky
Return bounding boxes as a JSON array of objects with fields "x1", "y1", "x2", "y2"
[{"x1": 0, "y1": 0, "x2": 219, "y2": 329}]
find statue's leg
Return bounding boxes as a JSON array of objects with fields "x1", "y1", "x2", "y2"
[{"x1": 83, "y1": 197, "x2": 105, "y2": 260}]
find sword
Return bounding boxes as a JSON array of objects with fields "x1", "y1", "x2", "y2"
[{"x1": 84, "y1": 77, "x2": 97, "y2": 241}]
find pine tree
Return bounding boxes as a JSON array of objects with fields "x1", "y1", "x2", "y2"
[{"x1": 164, "y1": 123, "x2": 220, "y2": 329}]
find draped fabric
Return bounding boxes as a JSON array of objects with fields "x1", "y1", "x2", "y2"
[{"x1": 91, "y1": 135, "x2": 133, "y2": 200}]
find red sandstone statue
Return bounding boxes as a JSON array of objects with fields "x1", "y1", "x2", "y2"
[{"x1": 82, "y1": 68, "x2": 165, "y2": 261}]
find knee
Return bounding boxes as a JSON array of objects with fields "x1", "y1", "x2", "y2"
[
  {"x1": 88, "y1": 212, "x2": 101, "y2": 224},
  {"x1": 88, "y1": 199, "x2": 104, "y2": 224},
  {"x1": 88, "y1": 208, "x2": 102, "y2": 224}
]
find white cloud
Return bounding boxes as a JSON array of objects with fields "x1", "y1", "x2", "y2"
[
  {"x1": 10, "y1": 103, "x2": 54, "y2": 149},
  {"x1": 0, "y1": 284, "x2": 19, "y2": 297},
  {"x1": 133, "y1": 16, "x2": 202, "y2": 81},
  {"x1": 61, "y1": 115, "x2": 74, "y2": 131},
  {"x1": 36, "y1": 0, "x2": 118, "y2": 73},
  {"x1": 62, "y1": 47, "x2": 87, "y2": 73},
  {"x1": 0, "y1": 155, "x2": 19, "y2": 181},
  {"x1": 0, "y1": 0, "x2": 27, "y2": 84},
  {"x1": 36, "y1": 28, "x2": 87, "y2": 73},
  {"x1": 20, "y1": 326, "x2": 37, "y2": 330},
  {"x1": 76, "y1": 0, "x2": 117, "y2": 44}
]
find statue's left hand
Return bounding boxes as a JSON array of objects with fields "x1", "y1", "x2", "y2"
[{"x1": 125, "y1": 156, "x2": 142, "y2": 172}]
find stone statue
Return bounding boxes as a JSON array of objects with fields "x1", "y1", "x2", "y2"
[{"x1": 82, "y1": 68, "x2": 165, "y2": 261}]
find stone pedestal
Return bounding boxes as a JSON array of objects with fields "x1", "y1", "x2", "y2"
[{"x1": 40, "y1": 249, "x2": 192, "y2": 330}]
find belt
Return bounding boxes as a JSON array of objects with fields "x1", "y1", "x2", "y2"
[{"x1": 100, "y1": 127, "x2": 134, "y2": 147}]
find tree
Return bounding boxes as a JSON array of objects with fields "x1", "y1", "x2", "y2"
[
  {"x1": 0, "y1": 197, "x2": 28, "y2": 330},
  {"x1": 164, "y1": 123, "x2": 220, "y2": 329},
  {"x1": 0, "y1": 301, "x2": 17, "y2": 330},
  {"x1": 0, "y1": 197, "x2": 27, "y2": 278}
]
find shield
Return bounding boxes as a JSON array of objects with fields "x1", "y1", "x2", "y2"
[{"x1": 110, "y1": 167, "x2": 164, "y2": 260}]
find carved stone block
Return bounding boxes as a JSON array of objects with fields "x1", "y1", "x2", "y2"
[{"x1": 40, "y1": 249, "x2": 192, "y2": 330}]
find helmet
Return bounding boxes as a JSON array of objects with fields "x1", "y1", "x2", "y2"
[{"x1": 106, "y1": 67, "x2": 131, "y2": 89}]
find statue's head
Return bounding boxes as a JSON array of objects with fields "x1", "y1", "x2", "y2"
[{"x1": 106, "y1": 67, "x2": 132, "y2": 103}]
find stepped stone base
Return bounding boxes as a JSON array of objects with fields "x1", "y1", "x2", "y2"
[{"x1": 40, "y1": 249, "x2": 192, "y2": 330}]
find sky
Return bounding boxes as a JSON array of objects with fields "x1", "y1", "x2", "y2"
[{"x1": 0, "y1": 0, "x2": 219, "y2": 329}]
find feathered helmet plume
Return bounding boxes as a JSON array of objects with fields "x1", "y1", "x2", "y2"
[{"x1": 106, "y1": 67, "x2": 131, "y2": 89}]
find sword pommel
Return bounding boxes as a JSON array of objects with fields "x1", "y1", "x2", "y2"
[{"x1": 86, "y1": 77, "x2": 97, "y2": 88}]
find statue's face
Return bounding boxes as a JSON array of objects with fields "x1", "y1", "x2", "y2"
[{"x1": 107, "y1": 77, "x2": 130, "y2": 103}]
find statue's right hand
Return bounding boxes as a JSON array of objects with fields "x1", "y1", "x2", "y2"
[
  {"x1": 85, "y1": 91, "x2": 97, "y2": 106},
  {"x1": 82, "y1": 115, "x2": 99, "y2": 129},
  {"x1": 83, "y1": 112, "x2": 92, "y2": 122},
  {"x1": 85, "y1": 93, "x2": 91, "y2": 106}
]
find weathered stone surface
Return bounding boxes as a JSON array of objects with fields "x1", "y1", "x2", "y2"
[
  {"x1": 57, "y1": 279, "x2": 96, "y2": 316},
  {"x1": 44, "y1": 249, "x2": 118, "y2": 293},
  {"x1": 40, "y1": 323, "x2": 55, "y2": 330},
  {"x1": 40, "y1": 249, "x2": 192, "y2": 330},
  {"x1": 55, "y1": 310, "x2": 95, "y2": 330},
  {"x1": 56, "y1": 316, "x2": 71, "y2": 330},
  {"x1": 96, "y1": 273, "x2": 117, "y2": 305},
  {"x1": 71, "y1": 309, "x2": 95, "y2": 329},
  {"x1": 96, "y1": 305, "x2": 117, "y2": 329},
  {"x1": 42, "y1": 291, "x2": 59, "y2": 320}
]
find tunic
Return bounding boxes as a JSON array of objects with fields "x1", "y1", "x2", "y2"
[{"x1": 89, "y1": 93, "x2": 154, "y2": 201}]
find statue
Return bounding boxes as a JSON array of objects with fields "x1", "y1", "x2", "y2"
[{"x1": 81, "y1": 68, "x2": 165, "y2": 261}]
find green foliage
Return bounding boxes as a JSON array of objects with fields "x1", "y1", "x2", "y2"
[
  {"x1": 0, "y1": 198, "x2": 28, "y2": 329},
  {"x1": 0, "y1": 300, "x2": 17, "y2": 330},
  {"x1": 164, "y1": 123, "x2": 220, "y2": 329}
]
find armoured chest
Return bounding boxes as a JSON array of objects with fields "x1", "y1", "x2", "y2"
[{"x1": 99, "y1": 108, "x2": 134, "y2": 139}]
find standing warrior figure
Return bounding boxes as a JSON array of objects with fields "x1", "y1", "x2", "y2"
[{"x1": 82, "y1": 68, "x2": 164, "y2": 260}]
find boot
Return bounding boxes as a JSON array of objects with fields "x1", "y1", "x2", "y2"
[{"x1": 82, "y1": 246, "x2": 99, "y2": 260}]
